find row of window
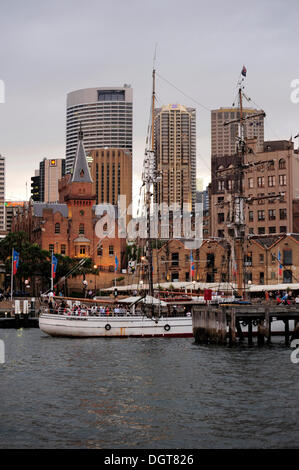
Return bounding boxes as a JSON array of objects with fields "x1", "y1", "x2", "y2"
[
  {"x1": 248, "y1": 174, "x2": 287, "y2": 188},
  {"x1": 217, "y1": 226, "x2": 288, "y2": 237},
  {"x1": 250, "y1": 208, "x2": 287, "y2": 221}
]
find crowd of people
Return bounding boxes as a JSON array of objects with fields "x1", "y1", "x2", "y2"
[{"x1": 46, "y1": 297, "x2": 132, "y2": 317}]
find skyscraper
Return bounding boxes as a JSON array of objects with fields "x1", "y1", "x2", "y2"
[
  {"x1": 89, "y1": 148, "x2": 132, "y2": 225},
  {"x1": 66, "y1": 85, "x2": 133, "y2": 174},
  {"x1": 211, "y1": 107, "x2": 264, "y2": 157},
  {"x1": 154, "y1": 104, "x2": 196, "y2": 211},
  {"x1": 0, "y1": 155, "x2": 5, "y2": 232},
  {"x1": 31, "y1": 158, "x2": 65, "y2": 203}
]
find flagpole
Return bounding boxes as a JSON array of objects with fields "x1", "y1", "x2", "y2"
[
  {"x1": 10, "y1": 248, "x2": 14, "y2": 301},
  {"x1": 51, "y1": 251, "x2": 54, "y2": 292}
]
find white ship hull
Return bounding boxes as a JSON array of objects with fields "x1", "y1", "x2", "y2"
[{"x1": 39, "y1": 313, "x2": 193, "y2": 338}]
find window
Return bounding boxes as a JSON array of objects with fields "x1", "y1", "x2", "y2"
[
  {"x1": 268, "y1": 175, "x2": 275, "y2": 187},
  {"x1": 269, "y1": 226, "x2": 276, "y2": 234},
  {"x1": 49, "y1": 244, "x2": 54, "y2": 253},
  {"x1": 218, "y1": 180, "x2": 225, "y2": 191},
  {"x1": 279, "y1": 158, "x2": 286, "y2": 169},
  {"x1": 97, "y1": 246, "x2": 103, "y2": 256},
  {"x1": 267, "y1": 160, "x2": 275, "y2": 170},
  {"x1": 55, "y1": 223, "x2": 60, "y2": 234},
  {"x1": 283, "y1": 250, "x2": 292, "y2": 265},
  {"x1": 207, "y1": 253, "x2": 215, "y2": 268},
  {"x1": 258, "y1": 227, "x2": 265, "y2": 234},
  {"x1": 61, "y1": 244, "x2": 66, "y2": 255},
  {"x1": 79, "y1": 223, "x2": 84, "y2": 234},
  {"x1": 80, "y1": 246, "x2": 86, "y2": 255},
  {"x1": 218, "y1": 213, "x2": 225, "y2": 223},
  {"x1": 249, "y1": 211, "x2": 254, "y2": 222},
  {"x1": 217, "y1": 197, "x2": 224, "y2": 204},
  {"x1": 227, "y1": 180, "x2": 234, "y2": 190},
  {"x1": 248, "y1": 177, "x2": 254, "y2": 188},
  {"x1": 172, "y1": 252, "x2": 179, "y2": 266},
  {"x1": 218, "y1": 229, "x2": 224, "y2": 238},
  {"x1": 98, "y1": 90, "x2": 125, "y2": 101},
  {"x1": 109, "y1": 245, "x2": 114, "y2": 256},
  {"x1": 259, "y1": 272, "x2": 265, "y2": 284},
  {"x1": 279, "y1": 175, "x2": 287, "y2": 186},
  {"x1": 268, "y1": 209, "x2": 276, "y2": 220},
  {"x1": 283, "y1": 270, "x2": 292, "y2": 284},
  {"x1": 249, "y1": 227, "x2": 254, "y2": 234},
  {"x1": 258, "y1": 210, "x2": 265, "y2": 221},
  {"x1": 257, "y1": 176, "x2": 264, "y2": 188},
  {"x1": 244, "y1": 252, "x2": 252, "y2": 266},
  {"x1": 258, "y1": 193, "x2": 265, "y2": 205},
  {"x1": 280, "y1": 208, "x2": 287, "y2": 220},
  {"x1": 280, "y1": 226, "x2": 287, "y2": 233},
  {"x1": 259, "y1": 254, "x2": 264, "y2": 263}
]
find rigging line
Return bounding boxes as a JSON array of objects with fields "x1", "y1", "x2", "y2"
[{"x1": 156, "y1": 72, "x2": 211, "y2": 112}]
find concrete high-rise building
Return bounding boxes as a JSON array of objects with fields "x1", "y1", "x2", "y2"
[
  {"x1": 31, "y1": 158, "x2": 65, "y2": 203},
  {"x1": 66, "y1": 86, "x2": 133, "y2": 174},
  {"x1": 211, "y1": 107, "x2": 264, "y2": 157},
  {"x1": 154, "y1": 104, "x2": 196, "y2": 211},
  {"x1": 5, "y1": 201, "x2": 25, "y2": 232},
  {"x1": 0, "y1": 155, "x2": 5, "y2": 232},
  {"x1": 89, "y1": 148, "x2": 132, "y2": 222}
]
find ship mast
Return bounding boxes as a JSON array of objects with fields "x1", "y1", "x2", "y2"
[{"x1": 143, "y1": 67, "x2": 159, "y2": 299}]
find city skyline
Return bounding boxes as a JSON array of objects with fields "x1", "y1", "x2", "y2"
[{"x1": 0, "y1": 0, "x2": 298, "y2": 212}]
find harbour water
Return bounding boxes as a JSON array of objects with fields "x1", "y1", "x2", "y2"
[{"x1": 0, "y1": 329, "x2": 298, "y2": 449}]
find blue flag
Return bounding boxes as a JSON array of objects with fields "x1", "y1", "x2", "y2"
[
  {"x1": 115, "y1": 254, "x2": 119, "y2": 272},
  {"x1": 13, "y1": 249, "x2": 19, "y2": 275},
  {"x1": 51, "y1": 253, "x2": 58, "y2": 279}
]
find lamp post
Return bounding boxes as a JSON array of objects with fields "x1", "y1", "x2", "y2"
[{"x1": 93, "y1": 265, "x2": 97, "y2": 295}]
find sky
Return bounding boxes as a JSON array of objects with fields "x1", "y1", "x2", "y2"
[{"x1": 0, "y1": 0, "x2": 298, "y2": 213}]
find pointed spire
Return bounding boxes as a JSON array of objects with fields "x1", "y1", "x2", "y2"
[{"x1": 71, "y1": 126, "x2": 92, "y2": 183}]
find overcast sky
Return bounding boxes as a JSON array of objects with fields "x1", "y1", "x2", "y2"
[{"x1": 0, "y1": 0, "x2": 298, "y2": 212}]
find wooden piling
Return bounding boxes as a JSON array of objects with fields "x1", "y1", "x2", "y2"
[
  {"x1": 248, "y1": 319, "x2": 253, "y2": 345},
  {"x1": 228, "y1": 309, "x2": 236, "y2": 346},
  {"x1": 284, "y1": 319, "x2": 290, "y2": 346},
  {"x1": 236, "y1": 319, "x2": 244, "y2": 342},
  {"x1": 257, "y1": 319, "x2": 265, "y2": 346},
  {"x1": 264, "y1": 308, "x2": 271, "y2": 344}
]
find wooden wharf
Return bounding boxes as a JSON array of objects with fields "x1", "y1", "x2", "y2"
[{"x1": 192, "y1": 303, "x2": 299, "y2": 346}]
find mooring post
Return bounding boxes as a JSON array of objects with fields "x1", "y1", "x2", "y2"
[
  {"x1": 236, "y1": 319, "x2": 244, "y2": 342},
  {"x1": 284, "y1": 319, "x2": 290, "y2": 346},
  {"x1": 257, "y1": 319, "x2": 265, "y2": 346},
  {"x1": 265, "y1": 307, "x2": 271, "y2": 344},
  {"x1": 292, "y1": 319, "x2": 299, "y2": 340},
  {"x1": 229, "y1": 308, "x2": 236, "y2": 346},
  {"x1": 248, "y1": 319, "x2": 253, "y2": 345}
]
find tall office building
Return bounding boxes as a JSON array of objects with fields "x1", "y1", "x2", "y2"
[
  {"x1": 154, "y1": 104, "x2": 196, "y2": 211},
  {"x1": 66, "y1": 86, "x2": 133, "y2": 174},
  {"x1": 31, "y1": 158, "x2": 65, "y2": 203},
  {"x1": 0, "y1": 155, "x2": 5, "y2": 232},
  {"x1": 89, "y1": 147, "x2": 132, "y2": 211},
  {"x1": 211, "y1": 107, "x2": 264, "y2": 157}
]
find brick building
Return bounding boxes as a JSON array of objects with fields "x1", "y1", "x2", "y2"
[
  {"x1": 151, "y1": 234, "x2": 299, "y2": 287},
  {"x1": 211, "y1": 139, "x2": 299, "y2": 238},
  {"x1": 12, "y1": 131, "x2": 127, "y2": 288}
]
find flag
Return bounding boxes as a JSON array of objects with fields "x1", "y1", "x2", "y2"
[
  {"x1": 51, "y1": 253, "x2": 58, "y2": 279},
  {"x1": 278, "y1": 250, "x2": 282, "y2": 277},
  {"x1": 13, "y1": 249, "x2": 19, "y2": 275},
  {"x1": 115, "y1": 254, "x2": 119, "y2": 272},
  {"x1": 241, "y1": 65, "x2": 247, "y2": 77},
  {"x1": 190, "y1": 251, "x2": 195, "y2": 277}
]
